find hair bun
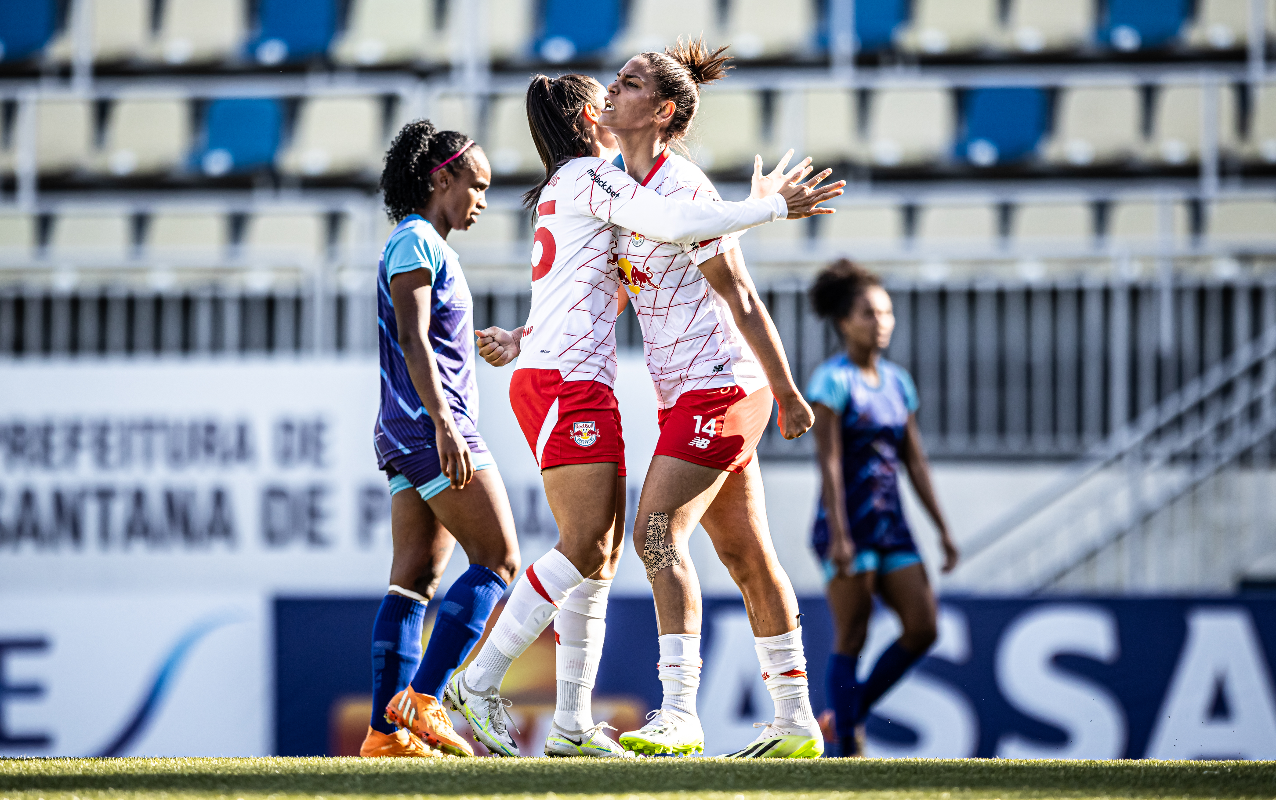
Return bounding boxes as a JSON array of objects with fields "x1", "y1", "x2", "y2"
[{"x1": 665, "y1": 36, "x2": 732, "y2": 86}]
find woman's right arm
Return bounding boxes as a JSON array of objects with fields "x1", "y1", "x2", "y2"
[{"x1": 814, "y1": 402, "x2": 855, "y2": 576}]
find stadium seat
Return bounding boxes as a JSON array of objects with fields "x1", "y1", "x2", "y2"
[
  {"x1": 48, "y1": 0, "x2": 149, "y2": 63},
  {"x1": 487, "y1": 0, "x2": 535, "y2": 61},
  {"x1": 724, "y1": 0, "x2": 813, "y2": 59},
  {"x1": 914, "y1": 202, "x2": 1001, "y2": 247},
  {"x1": 1003, "y1": 0, "x2": 1093, "y2": 52},
  {"x1": 957, "y1": 87, "x2": 1049, "y2": 166},
  {"x1": 36, "y1": 98, "x2": 93, "y2": 174},
  {"x1": 688, "y1": 90, "x2": 765, "y2": 171},
  {"x1": 485, "y1": 94, "x2": 541, "y2": 176},
  {"x1": 1100, "y1": 0, "x2": 1191, "y2": 51},
  {"x1": 149, "y1": 0, "x2": 244, "y2": 64},
  {"x1": 538, "y1": 0, "x2": 622, "y2": 62},
  {"x1": 91, "y1": 96, "x2": 192, "y2": 177},
  {"x1": 147, "y1": 208, "x2": 231, "y2": 262},
  {"x1": 1188, "y1": 0, "x2": 1254, "y2": 49},
  {"x1": 1203, "y1": 198, "x2": 1276, "y2": 244},
  {"x1": 1242, "y1": 81, "x2": 1276, "y2": 164},
  {"x1": 1106, "y1": 198, "x2": 1190, "y2": 244},
  {"x1": 194, "y1": 98, "x2": 283, "y2": 176},
  {"x1": 748, "y1": 217, "x2": 809, "y2": 249},
  {"x1": 615, "y1": 0, "x2": 716, "y2": 57},
  {"x1": 818, "y1": 203, "x2": 905, "y2": 248},
  {"x1": 242, "y1": 209, "x2": 329, "y2": 265},
  {"x1": 830, "y1": 0, "x2": 907, "y2": 53},
  {"x1": 447, "y1": 208, "x2": 527, "y2": 263},
  {"x1": 1011, "y1": 200, "x2": 1095, "y2": 245},
  {"x1": 864, "y1": 86, "x2": 955, "y2": 167},
  {"x1": 47, "y1": 207, "x2": 134, "y2": 263},
  {"x1": 279, "y1": 96, "x2": 383, "y2": 177},
  {"x1": 332, "y1": 0, "x2": 437, "y2": 66},
  {"x1": 0, "y1": 0, "x2": 57, "y2": 62},
  {"x1": 425, "y1": 94, "x2": 480, "y2": 138},
  {"x1": 1043, "y1": 84, "x2": 1142, "y2": 166},
  {"x1": 800, "y1": 88, "x2": 860, "y2": 165},
  {"x1": 898, "y1": 0, "x2": 999, "y2": 55},
  {"x1": 1146, "y1": 82, "x2": 1239, "y2": 165},
  {"x1": 252, "y1": 0, "x2": 337, "y2": 64},
  {"x1": 0, "y1": 211, "x2": 37, "y2": 261}
]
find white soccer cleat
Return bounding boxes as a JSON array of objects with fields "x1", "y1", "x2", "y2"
[
  {"x1": 443, "y1": 668, "x2": 519, "y2": 757},
  {"x1": 618, "y1": 709, "x2": 705, "y2": 756},
  {"x1": 720, "y1": 717, "x2": 824, "y2": 759},
  {"x1": 544, "y1": 720, "x2": 631, "y2": 757}
]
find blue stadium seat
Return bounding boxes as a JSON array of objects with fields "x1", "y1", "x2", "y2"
[
  {"x1": 1101, "y1": 0, "x2": 1190, "y2": 51},
  {"x1": 537, "y1": 0, "x2": 621, "y2": 62},
  {"x1": 252, "y1": 0, "x2": 338, "y2": 64},
  {"x1": 818, "y1": 0, "x2": 909, "y2": 53},
  {"x1": 194, "y1": 98, "x2": 283, "y2": 175},
  {"x1": 956, "y1": 87, "x2": 1049, "y2": 166},
  {"x1": 0, "y1": 0, "x2": 56, "y2": 61}
]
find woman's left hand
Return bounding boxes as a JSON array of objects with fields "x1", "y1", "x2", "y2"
[
  {"x1": 940, "y1": 535, "x2": 960, "y2": 573},
  {"x1": 777, "y1": 391, "x2": 814, "y2": 440},
  {"x1": 476, "y1": 326, "x2": 520, "y2": 366}
]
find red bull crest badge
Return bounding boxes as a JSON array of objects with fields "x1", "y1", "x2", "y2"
[
  {"x1": 618, "y1": 257, "x2": 656, "y2": 296},
  {"x1": 571, "y1": 421, "x2": 599, "y2": 447}
]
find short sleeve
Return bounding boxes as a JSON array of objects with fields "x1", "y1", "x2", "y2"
[
  {"x1": 690, "y1": 231, "x2": 737, "y2": 267},
  {"x1": 893, "y1": 365, "x2": 919, "y2": 413},
  {"x1": 384, "y1": 228, "x2": 441, "y2": 284},
  {"x1": 806, "y1": 360, "x2": 851, "y2": 414}
]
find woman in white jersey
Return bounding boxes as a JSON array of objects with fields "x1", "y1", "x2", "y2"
[
  {"x1": 449, "y1": 72, "x2": 841, "y2": 758},
  {"x1": 599, "y1": 39, "x2": 833, "y2": 759}
]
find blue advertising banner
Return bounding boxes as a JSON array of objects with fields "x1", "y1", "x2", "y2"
[{"x1": 275, "y1": 595, "x2": 1276, "y2": 759}]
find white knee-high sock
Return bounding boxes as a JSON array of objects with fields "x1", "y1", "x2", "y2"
[
  {"x1": 657, "y1": 633, "x2": 701, "y2": 718},
  {"x1": 754, "y1": 627, "x2": 815, "y2": 726},
  {"x1": 466, "y1": 548, "x2": 584, "y2": 693},
  {"x1": 553, "y1": 578, "x2": 611, "y2": 730}
]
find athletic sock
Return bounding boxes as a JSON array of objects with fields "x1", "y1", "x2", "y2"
[
  {"x1": 657, "y1": 633, "x2": 701, "y2": 718},
  {"x1": 553, "y1": 578, "x2": 611, "y2": 730},
  {"x1": 369, "y1": 592, "x2": 427, "y2": 734},
  {"x1": 857, "y1": 639, "x2": 924, "y2": 723},
  {"x1": 754, "y1": 627, "x2": 816, "y2": 727},
  {"x1": 827, "y1": 652, "x2": 862, "y2": 755},
  {"x1": 409, "y1": 565, "x2": 507, "y2": 699},
  {"x1": 466, "y1": 548, "x2": 584, "y2": 693}
]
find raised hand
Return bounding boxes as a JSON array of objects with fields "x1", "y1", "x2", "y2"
[
  {"x1": 476, "y1": 326, "x2": 521, "y2": 367},
  {"x1": 750, "y1": 150, "x2": 811, "y2": 200},
  {"x1": 778, "y1": 164, "x2": 846, "y2": 219}
]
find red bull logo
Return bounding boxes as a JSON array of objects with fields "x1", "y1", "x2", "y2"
[{"x1": 618, "y1": 257, "x2": 657, "y2": 296}]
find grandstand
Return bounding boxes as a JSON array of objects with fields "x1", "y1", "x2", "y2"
[{"x1": 1, "y1": 0, "x2": 1276, "y2": 593}]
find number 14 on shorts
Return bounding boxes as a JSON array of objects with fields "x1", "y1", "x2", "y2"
[{"x1": 690, "y1": 415, "x2": 718, "y2": 450}]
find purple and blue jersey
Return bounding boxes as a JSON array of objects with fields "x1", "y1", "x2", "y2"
[
  {"x1": 375, "y1": 215, "x2": 491, "y2": 498},
  {"x1": 809, "y1": 353, "x2": 922, "y2": 576}
]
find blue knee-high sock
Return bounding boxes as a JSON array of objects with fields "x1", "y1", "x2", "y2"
[
  {"x1": 857, "y1": 640, "x2": 924, "y2": 724},
  {"x1": 370, "y1": 593, "x2": 427, "y2": 734},
  {"x1": 827, "y1": 652, "x2": 862, "y2": 755},
  {"x1": 410, "y1": 565, "x2": 507, "y2": 699}
]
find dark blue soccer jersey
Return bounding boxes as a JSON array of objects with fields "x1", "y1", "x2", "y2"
[
  {"x1": 808, "y1": 353, "x2": 919, "y2": 556},
  {"x1": 374, "y1": 215, "x2": 485, "y2": 468}
]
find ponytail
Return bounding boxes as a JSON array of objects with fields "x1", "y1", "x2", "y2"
[
  {"x1": 380, "y1": 119, "x2": 481, "y2": 223},
  {"x1": 640, "y1": 36, "x2": 733, "y2": 147},
  {"x1": 523, "y1": 73, "x2": 604, "y2": 211}
]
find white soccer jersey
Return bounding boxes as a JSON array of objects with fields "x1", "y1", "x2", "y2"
[
  {"x1": 516, "y1": 155, "x2": 785, "y2": 388},
  {"x1": 615, "y1": 152, "x2": 769, "y2": 409}
]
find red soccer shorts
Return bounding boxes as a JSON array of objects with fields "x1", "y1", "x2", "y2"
[
  {"x1": 655, "y1": 385, "x2": 774, "y2": 473},
  {"x1": 511, "y1": 368, "x2": 626, "y2": 476}
]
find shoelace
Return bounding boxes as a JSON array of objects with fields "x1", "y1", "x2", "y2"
[
  {"x1": 640, "y1": 709, "x2": 669, "y2": 734},
  {"x1": 577, "y1": 721, "x2": 621, "y2": 751},
  {"x1": 482, "y1": 695, "x2": 518, "y2": 737}
]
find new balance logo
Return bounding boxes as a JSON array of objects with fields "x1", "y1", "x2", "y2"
[{"x1": 689, "y1": 437, "x2": 711, "y2": 449}]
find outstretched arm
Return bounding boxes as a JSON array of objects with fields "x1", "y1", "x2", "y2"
[
  {"x1": 899, "y1": 414, "x2": 958, "y2": 572},
  {"x1": 698, "y1": 245, "x2": 812, "y2": 439}
]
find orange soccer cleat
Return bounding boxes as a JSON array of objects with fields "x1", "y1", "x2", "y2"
[
  {"x1": 385, "y1": 685, "x2": 475, "y2": 757},
  {"x1": 358, "y1": 726, "x2": 442, "y2": 758}
]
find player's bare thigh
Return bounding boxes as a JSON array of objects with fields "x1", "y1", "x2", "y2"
[
  {"x1": 631, "y1": 454, "x2": 727, "y2": 560},
  {"x1": 541, "y1": 461, "x2": 625, "y2": 580},
  {"x1": 388, "y1": 488, "x2": 457, "y2": 599},
  {"x1": 424, "y1": 466, "x2": 521, "y2": 585}
]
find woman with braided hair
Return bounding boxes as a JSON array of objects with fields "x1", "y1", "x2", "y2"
[{"x1": 359, "y1": 120, "x2": 520, "y2": 760}]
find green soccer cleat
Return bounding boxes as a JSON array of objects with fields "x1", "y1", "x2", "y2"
[
  {"x1": 544, "y1": 721, "x2": 631, "y2": 757},
  {"x1": 721, "y1": 718, "x2": 825, "y2": 759},
  {"x1": 619, "y1": 709, "x2": 705, "y2": 756},
  {"x1": 443, "y1": 667, "x2": 519, "y2": 757}
]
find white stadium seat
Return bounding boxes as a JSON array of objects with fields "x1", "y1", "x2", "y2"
[
  {"x1": 486, "y1": 0, "x2": 535, "y2": 61},
  {"x1": 1003, "y1": 0, "x2": 1093, "y2": 52},
  {"x1": 485, "y1": 94, "x2": 541, "y2": 176},
  {"x1": 1187, "y1": 0, "x2": 1275, "y2": 50},
  {"x1": 1043, "y1": 84, "x2": 1142, "y2": 166},
  {"x1": 147, "y1": 208, "x2": 231, "y2": 262},
  {"x1": 0, "y1": 211, "x2": 37, "y2": 261},
  {"x1": 724, "y1": 0, "x2": 813, "y2": 59},
  {"x1": 1106, "y1": 198, "x2": 1191, "y2": 244},
  {"x1": 616, "y1": 0, "x2": 717, "y2": 56},
  {"x1": 91, "y1": 95, "x2": 192, "y2": 177},
  {"x1": 426, "y1": 94, "x2": 480, "y2": 140},
  {"x1": 1243, "y1": 81, "x2": 1276, "y2": 164},
  {"x1": 49, "y1": 0, "x2": 150, "y2": 63},
  {"x1": 242, "y1": 209, "x2": 329, "y2": 265},
  {"x1": 864, "y1": 86, "x2": 954, "y2": 167},
  {"x1": 1204, "y1": 198, "x2": 1276, "y2": 244},
  {"x1": 1146, "y1": 82, "x2": 1239, "y2": 165},
  {"x1": 36, "y1": 98, "x2": 93, "y2": 174},
  {"x1": 1011, "y1": 200, "x2": 1094, "y2": 244},
  {"x1": 819, "y1": 203, "x2": 906, "y2": 248},
  {"x1": 148, "y1": 0, "x2": 245, "y2": 65},
  {"x1": 332, "y1": 0, "x2": 436, "y2": 66},
  {"x1": 688, "y1": 91, "x2": 766, "y2": 171},
  {"x1": 799, "y1": 88, "x2": 860, "y2": 165},
  {"x1": 899, "y1": 0, "x2": 999, "y2": 54},
  {"x1": 279, "y1": 96, "x2": 384, "y2": 177},
  {"x1": 915, "y1": 202, "x2": 1001, "y2": 247},
  {"x1": 47, "y1": 207, "x2": 134, "y2": 264}
]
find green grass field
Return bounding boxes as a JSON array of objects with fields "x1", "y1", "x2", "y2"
[{"x1": 1, "y1": 757, "x2": 1273, "y2": 800}]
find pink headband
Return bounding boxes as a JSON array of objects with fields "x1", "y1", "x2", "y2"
[{"x1": 430, "y1": 140, "x2": 474, "y2": 174}]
